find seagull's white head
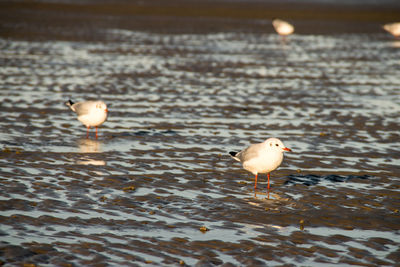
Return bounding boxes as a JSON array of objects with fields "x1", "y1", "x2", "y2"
[
  {"x1": 265, "y1": 137, "x2": 291, "y2": 152},
  {"x1": 95, "y1": 101, "x2": 108, "y2": 113}
]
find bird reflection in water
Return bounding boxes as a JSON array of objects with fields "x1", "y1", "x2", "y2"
[{"x1": 76, "y1": 138, "x2": 106, "y2": 166}]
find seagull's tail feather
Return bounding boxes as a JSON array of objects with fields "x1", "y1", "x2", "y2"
[
  {"x1": 229, "y1": 151, "x2": 241, "y2": 162},
  {"x1": 66, "y1": 100, "x2": 75, "y2": 111}
]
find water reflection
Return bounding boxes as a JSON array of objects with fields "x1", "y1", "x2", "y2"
[
  {"x1": 76, "y1": 139, "x2": 106, "y2": 166},
  {"x1": 251, "y1": 191, "x2": 288, "y2": 202},
  {"x1": 78, "y1": 139, "x2": 102, "y2": 153},
  {"x1": 390, "y1": 40, "x2": 400, "y2": 48}
]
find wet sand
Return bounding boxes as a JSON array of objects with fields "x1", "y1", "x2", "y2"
[{"x1": 1, "y1": 0, "x2": 400, "y2": 266}]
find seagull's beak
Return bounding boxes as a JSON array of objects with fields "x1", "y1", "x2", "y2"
[
  {"x1": 283, "y1": 147, "x2": 292, "y2": 152},
  {"x1": 105, "y1": 108, "x2": 109, "y2": 113}
]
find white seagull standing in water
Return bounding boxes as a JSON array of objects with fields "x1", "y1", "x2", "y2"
[
  {"x1": 383, "y1": 22, "x2": 400, "y2": 38},
  {"x1": 229, "y1": 137, "x2": 291, "y2": 198},
  {"x1": 66, "y1": 100, "x2": 108, "y2": 139},
  {"x1": 272, "y1": 18, "x2": 294, "y2": 42}
]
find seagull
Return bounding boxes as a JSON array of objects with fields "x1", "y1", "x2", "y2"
[
  {"x1": 66, "y1": 100, "x2": 108, "y2": 139},
  {"x1": 229, "y1": 137, "x2": 291, "y2": 198},
  {"x1": 272, "y1": 18, "x2": 294, "y2": 37},
  {"x1": 383, "y1": 22, "x2": 400, "y2": 38}
]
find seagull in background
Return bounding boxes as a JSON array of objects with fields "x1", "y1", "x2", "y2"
[
  {"x1": 272, "y1": 18, "x2": 294, "y2": 43},
  {"x1": 383, "y1": 22, "x2": 400, "y2": 38}
]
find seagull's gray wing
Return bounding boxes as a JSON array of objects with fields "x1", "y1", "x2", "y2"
[
  {"x1": 236, "y1": 142, "x2": 264, "y2": 163},
  {"x1": 72, "y1": 101, "x2": 94, "y2": 116}
]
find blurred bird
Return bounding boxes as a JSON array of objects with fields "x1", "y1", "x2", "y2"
[
  {"x1": 66, "y1": 100, "x2": 108, "y2": 139},
  {"x1": 272, "y1": 18, "x2": 294, "y2": 37},
  {"x1": 383, "y1": 22, "x2": 400, "y2": 38},
  {"x1": 229, "y1": 137, "x2": 291, "y2": 199}
]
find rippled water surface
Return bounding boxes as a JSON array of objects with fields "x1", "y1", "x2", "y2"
[{"x1": 1, "y1": 17, "x2": 400, "y2": 266}]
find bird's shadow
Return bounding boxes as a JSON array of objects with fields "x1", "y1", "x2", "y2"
[{"x1": 284, "y1": 174, "x2": 370, "y2": 186}]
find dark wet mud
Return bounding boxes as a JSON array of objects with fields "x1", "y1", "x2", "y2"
[{"x1": 1, "y1": 1, "x2": 400, "y2": 266}]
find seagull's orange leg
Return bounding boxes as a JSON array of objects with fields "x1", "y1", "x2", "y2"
[
  {"x1": 95, "y1": 126, "x2": 98, "y2": 139},
  {"x1": 267, "y1": 173, "x2": 271, "y2": 199},
  {"x1": 254, "y1": 173, "x2": 258, "y2": 190},
  {"x1": 86, "y1": 126, "x2": 90, "y2": 139}
]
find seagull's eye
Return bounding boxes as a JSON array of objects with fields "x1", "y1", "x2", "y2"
[
  {"x1": 275, "y1": 144, "x2": 279, "y2": 147},
  {"x1": 270, "y1": 143, "x2": 272, "y2": 147}
]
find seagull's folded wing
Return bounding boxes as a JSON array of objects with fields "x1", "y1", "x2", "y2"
[
  {"x1": 237, "y1": 143, "x2": 263, "y2": 162},
  {"x1": 73, "y1": 102, "x2": 93, "y2": 116}
]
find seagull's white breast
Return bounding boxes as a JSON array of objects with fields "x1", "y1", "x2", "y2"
[
  {"x1": 242, "y1": 149, "x2": 284, "y2": 175},
  {"x1": 77, "y1": 107, "x2": 107, "y2": 127}
]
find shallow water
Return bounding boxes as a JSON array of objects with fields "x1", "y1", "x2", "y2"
[{"x1": 1, "y1": 6, "x2": 400, "y2": 266}]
